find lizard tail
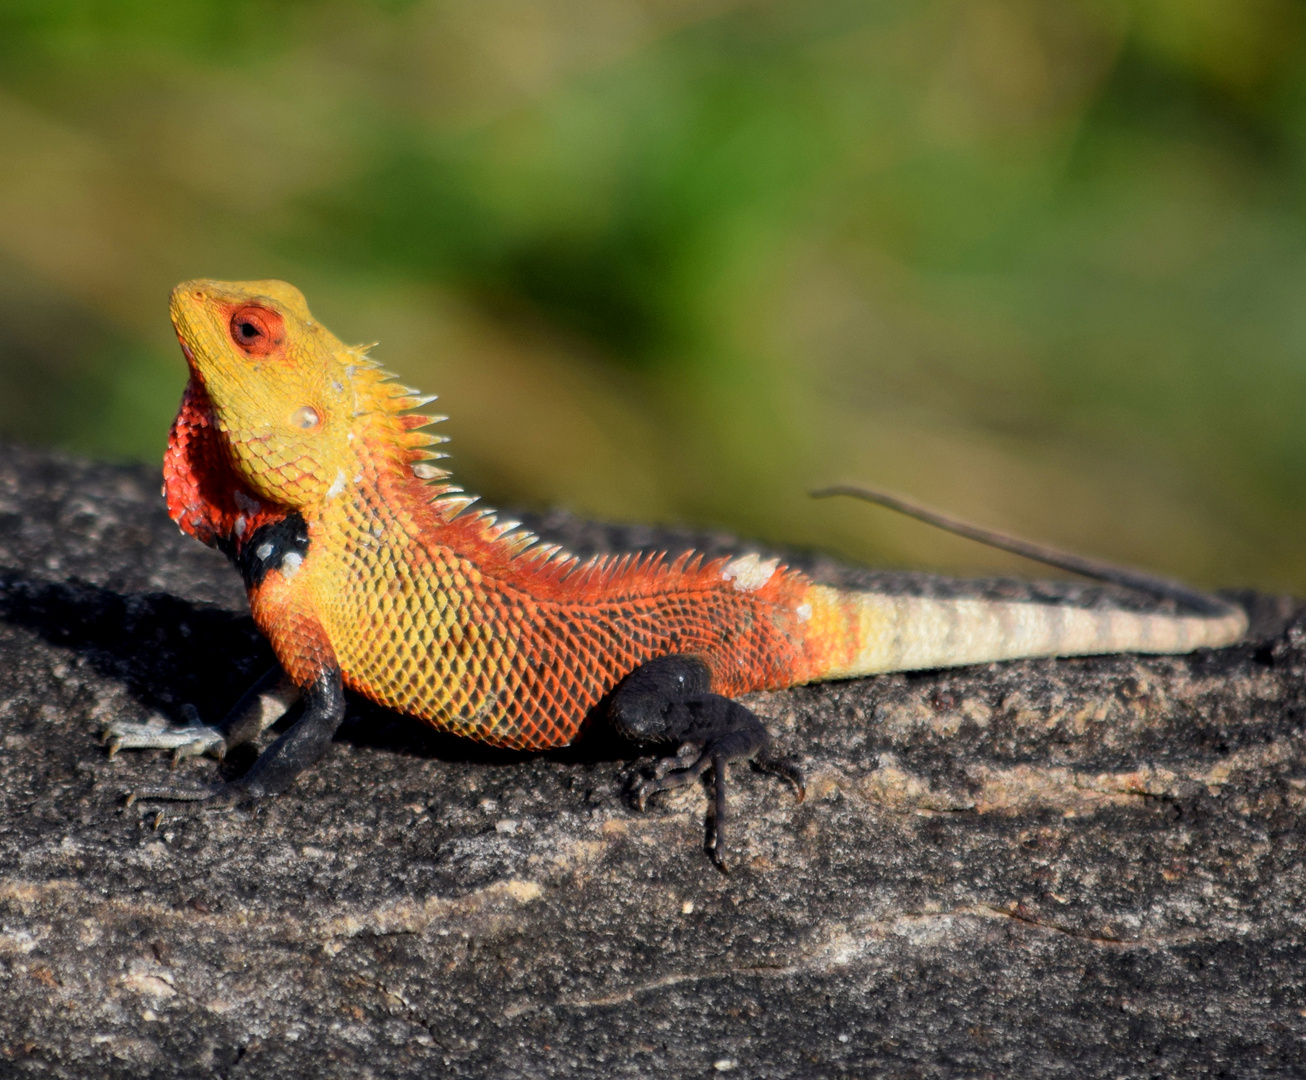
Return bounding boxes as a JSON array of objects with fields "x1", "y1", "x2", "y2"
[
  {"x1": 798, "y1": 483, "x2": 1248, "y2": 680},
  {"x1": 800, "y1": 585, "x2": 1247, "y2": 681}
]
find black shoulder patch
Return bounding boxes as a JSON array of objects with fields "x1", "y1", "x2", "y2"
[{"x1": 238, "y1": 511, "x2": 310, "y2": 589}]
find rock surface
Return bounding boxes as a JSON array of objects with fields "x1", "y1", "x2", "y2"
[{"x1": 0, "y1": 443, "x2": 1304, "y2": 1079}]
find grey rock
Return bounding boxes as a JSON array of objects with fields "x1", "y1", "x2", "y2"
[{"x1": 0, "y1": 443, "x2": 1303, "y2": 1079}]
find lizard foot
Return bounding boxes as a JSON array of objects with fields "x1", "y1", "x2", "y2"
[
  {"x1": 632, "y1": 747, "x2": 805, "y2": 871},
  {"x1": 103, "y1": 707, "x2": 226, "y2": 765},
  {"x1": 103, "y1": 669, "x2": 304, "y2": 770},
  {"x1": 612, "y1": 655, "x2": 802, "y2": 872},
  {"x1": 126, "y1": 670, "x2": 344, "y2": 811},
  {"x1": 631, "y1": 747, "x2": 734, "y2": 870}
]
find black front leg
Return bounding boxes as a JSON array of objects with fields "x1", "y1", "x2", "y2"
[
  {"x1": 609, "y1": 655, "x2": 804, "y2": 870},
  {"x1": 128, "y1": 669, "x2": 345, "y2": 808}
]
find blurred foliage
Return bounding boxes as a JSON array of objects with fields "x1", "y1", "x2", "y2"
[{"x1": 1, "y1": 0, "x2": 1306, "y2": 588}]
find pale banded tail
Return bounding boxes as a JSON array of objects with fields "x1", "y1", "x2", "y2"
[
  {"x1": 805, "y1": 586, "x2": 1248, "y2": 681},
  {"x1": 807, "y1": 483, "x2": 1249, "y2": 678}
]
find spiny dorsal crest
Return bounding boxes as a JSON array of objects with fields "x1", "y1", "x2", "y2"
[
  {"x1": 343, "y1": 343, "x2": 451, "y2": 475},
  {"x1": 344, "y1": 346, "x2": 705, "y2": 586}
]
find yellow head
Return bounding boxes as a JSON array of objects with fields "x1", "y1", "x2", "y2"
[{"x1": 169, "y1": 278, "x2": 415, "y2": 510}]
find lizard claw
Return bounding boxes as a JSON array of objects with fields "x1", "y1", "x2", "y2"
[{"x1": 754, "y1": 753, "x2": 806, "y2": 803}]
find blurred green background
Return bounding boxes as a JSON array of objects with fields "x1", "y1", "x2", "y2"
[{"x1": 1, "y1": 0, "x2": 1305, "y2": 589}]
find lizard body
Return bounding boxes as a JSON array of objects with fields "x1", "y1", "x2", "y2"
[{"x1": 112, "y1": 278, "x2": 1247, "y2": 865}]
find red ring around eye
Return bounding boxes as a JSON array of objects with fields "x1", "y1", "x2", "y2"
[{"x1": 228, "y1": 306, "x2": 286, "y2": 357}]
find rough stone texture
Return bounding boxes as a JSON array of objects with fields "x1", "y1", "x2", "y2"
[{"x1": 0, "y1": 443, "x2": 1304, "y2": 1079}]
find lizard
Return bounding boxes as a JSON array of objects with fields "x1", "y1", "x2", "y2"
[{"x1": 106, "y1": 278, "x2": 1249, "y2": 868}]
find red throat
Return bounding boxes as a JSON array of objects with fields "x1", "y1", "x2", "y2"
[{"x1": 163, "y1": 377, "x2": 271, "y2": 549}]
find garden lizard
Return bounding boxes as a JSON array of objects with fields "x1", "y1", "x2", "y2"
[{"x1": 107, "y1": 279, "x2": 1248, "y2": 867}]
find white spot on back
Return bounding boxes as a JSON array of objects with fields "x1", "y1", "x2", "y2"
[
  {"x1": 234, "y1": 515, "x2": 247, "y2": 537},
  {"x1": 326, "y1": 469, "x2": 347, "y2": 500},
  {"x1": 280, "y1": 552, "x2": 303, "y2": 578},
  {"x1": 720, "y1": 553, "x2": 779, "y2": 592},
  {"x1": 796, "y1": 603, "x2": 812, "y2": 621},
  {"x1": 255, "y1": 542, "x2": 274, "y2": 561}
]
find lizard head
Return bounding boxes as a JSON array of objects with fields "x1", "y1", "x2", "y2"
[{"x1": 168, "y1": 278, "x2": 415, "y2": 512}]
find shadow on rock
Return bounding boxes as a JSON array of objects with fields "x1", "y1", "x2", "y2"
[{"x1": 0, "y1": 568, "x2": 272, "y2": 726}]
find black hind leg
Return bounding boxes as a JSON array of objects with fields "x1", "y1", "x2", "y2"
[{"x1": 609, "y1": 655, "x2": 804, "y2": 870}]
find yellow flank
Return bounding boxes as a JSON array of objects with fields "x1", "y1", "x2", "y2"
[{"x1": 307, "y1": 485, "x2": 520, "y2": 739}]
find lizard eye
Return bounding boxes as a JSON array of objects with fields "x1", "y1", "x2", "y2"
[{"x1": 228, "y1": 306, "x2": 285, "y2": 358}]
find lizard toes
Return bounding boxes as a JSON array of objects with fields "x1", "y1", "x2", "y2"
[
  {"x1": 628, "y1": 760, "x2": 702, "y2": 812},
  {"x1": 125, "y1": 780, "x2": 246, "y2": 808},
  {"x1": 103, "y1": 715, "x2": 225, "y2": 761}
]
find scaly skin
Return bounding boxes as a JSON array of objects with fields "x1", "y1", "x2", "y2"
[
  {"x1": 163, "y1": 280, "x2": 843, "y2": 749},
  {"x1": 153, "y1": 279, "x2": 1247, "y2": 759}
]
